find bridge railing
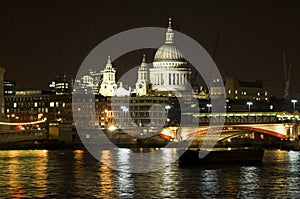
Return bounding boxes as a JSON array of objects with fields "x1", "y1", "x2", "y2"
[{"x1": 183, "y1": 112, "x2": 300, "y2": 125}]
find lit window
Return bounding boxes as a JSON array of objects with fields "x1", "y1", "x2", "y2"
[
  {"x1": 50, "y1": 102, "x2": 55, "y2": 107},
  {"x1": 265, "y1": 91, "x2": 268, "y2": 96},
  {"x1": 228, "y1": 90, "x2": 231, "y2": 94},
  {"x1": 244, "y1": 92, "x2": 247, "y2": 95},
  {"x1": 235, "y1": 90, "x2": 237, "y2": 94},
  {"x1": 13, "y1": 102, "x2": 17, "y2": 108},
  {"x1": 270, "y1": 105, "x2": 273, "y2": 110},
  {"x1": 260, "y1": 134, "x2": 264, "y2": 139},
  {"x1": 257, "y1": 92, "x2": 260, "y2": 96},
  {"x1": 34, "y1": 102, "x2": 38, "y2": 107}
]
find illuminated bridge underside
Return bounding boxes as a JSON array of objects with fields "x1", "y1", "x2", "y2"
[
  {"x1": 178, "y1": 123, "x2": 293, "y2": 141},
  {"x1": 186, "y1": 130, "x2": 253, "y2": 143},
  {"x1": 0, "y1": 118, "x2": 47, "y2": 126}
]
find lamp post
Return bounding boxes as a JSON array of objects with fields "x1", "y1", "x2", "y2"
[
  {"x1": 120, "y1": 106, "x2": 129, "y2": 127},
  {"x1": 206, "y1": 104, "x2": 212, "y2": 113},
  {"x1": 247, "y1": 102, "x2": 253, "y2": 112},
  {"x1": 291, "y1": 99, "x2": 297, "y2": 112},
  {"x1": 104, "y1": 109, "x2": 108, "y2": 128},
  {"x1": 165, "y1": 105, "x2": 171, "y2": 126},
  {"x1": 165, "y1": 105, "x2": 171, "y2": 114}
]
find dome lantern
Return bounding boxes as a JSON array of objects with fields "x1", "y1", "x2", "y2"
[{"x1": 165, "y1": 17, "x2": 174, "y2": 44}]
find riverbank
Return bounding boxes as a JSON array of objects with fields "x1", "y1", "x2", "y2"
[{"x1": 1, "y1": 137, "x2": 300, "y2": 151}]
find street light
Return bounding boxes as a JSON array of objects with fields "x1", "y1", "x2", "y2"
[
  {"x1": 291, "y1": 99, "x2": 297, "y2": 112},
  {"x1": 165, "y1": 105, "x2": 171, "y2": 126},
  {"x1": 247, "y1": 102, "x2": 253, "y2": 112},
  {"x1": 165, "y1": 105, "x2": 171, "y2": 115},
  {"x1": 206, "y1": 104, "x2": 212, "y2": 113}
]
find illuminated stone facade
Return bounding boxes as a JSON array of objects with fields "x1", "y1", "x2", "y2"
[
  {"x1": 99, "y1": 56, "x2": 117, "y2": 96},
  {"x1": 150, "y1": 18, "x2": 191, "y2": 93}
]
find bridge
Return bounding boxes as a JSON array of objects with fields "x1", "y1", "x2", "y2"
[
  {"x1": 0, "y1": 118, "x2": 48, "y2": 144},
  {"x1": 160, "y1": 112, "x2": 300, "y2": 141},
  {"x1": 0, "y1": 130, "x2": 48, "y2": 143}
]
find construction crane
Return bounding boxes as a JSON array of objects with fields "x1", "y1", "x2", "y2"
[
  {"x1": 283, "y1": 52, "x2": 292, "y2": 99},
  {"x1": 193, "y1": 30, "x2": 221, "y2": 92}
]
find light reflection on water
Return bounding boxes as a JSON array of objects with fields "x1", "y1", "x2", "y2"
[{"x1": 0, "y1": 149, "x2": 299, "y2": 198}]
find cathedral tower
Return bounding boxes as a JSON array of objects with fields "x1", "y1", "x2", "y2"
[
  {"x1": 135, "y1": 54, "x2": 151, "y2": 96},
  {"x1": 99, "y1": 56, "x2": 117, "y2": 96}
]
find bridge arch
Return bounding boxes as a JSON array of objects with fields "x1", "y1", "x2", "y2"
[{"x1": 184, "y1": 125, "x2": 286, "y2": 140}]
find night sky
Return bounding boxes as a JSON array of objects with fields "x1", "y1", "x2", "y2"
[{"x1": 0, "y1": 0, "x2": 299, "y2": 97}]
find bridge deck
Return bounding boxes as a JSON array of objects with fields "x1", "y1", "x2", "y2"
[{"x1": 0, "y1": 130, "x2": 48, "y2": 143}]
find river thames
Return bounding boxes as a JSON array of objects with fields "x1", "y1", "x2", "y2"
[{"x1": 0, "y1": 149, "x2": 299, "y2": 198}]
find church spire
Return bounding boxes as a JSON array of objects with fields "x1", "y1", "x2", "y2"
[
  {"x1": 165, "y1": 17, "x2": 174, "y2": 44},
  {"x1": 140, "y1": 54, "x2": 147, "y2": 69},
  {"x1": 142, "y1": 54, "x2": 146, "y2": 64},
  {"x1": 106, "y1": 56, "x2": 112, "y2": 69}
]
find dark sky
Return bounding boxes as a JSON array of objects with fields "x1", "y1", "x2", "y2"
[{"x1": 0, "y1": 0, "x2": 299, "y2": 97}]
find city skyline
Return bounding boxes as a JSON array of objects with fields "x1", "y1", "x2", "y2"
[{"x1": 0, "y1": 0, "x2": 300, "y2": 97}]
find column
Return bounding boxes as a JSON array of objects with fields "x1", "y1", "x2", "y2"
[
  {"x1": 180, "y1": 74, "x2": 183, "y2": 85},
  {"x1": 158, "y1": 73, "x2": 161, "y2": 85},
  {"x1": 173, "y1": 73, "x2": 177, "y2": 85}
]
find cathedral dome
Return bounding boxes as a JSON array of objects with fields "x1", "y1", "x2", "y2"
[
  {"x1": 154, "y1": 43, "x2": 184, "y2": 62},
  {"x1": 153, "y1": 17, "x2": 186, "y2": 65},
  {"x1": 149, "y1": 17, "x2": 191, "y2": 92}
]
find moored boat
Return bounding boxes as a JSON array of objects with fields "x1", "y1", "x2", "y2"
[{"x1": 178, "y1": 147, "x2": 264, "y2": 166}]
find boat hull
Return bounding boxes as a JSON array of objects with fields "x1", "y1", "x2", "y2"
[{"x1": 178, "y1": 148, "x2": 264, "y2": 166}]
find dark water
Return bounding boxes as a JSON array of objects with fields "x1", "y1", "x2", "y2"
[{"x1": 0, "y1": 149, "x2": 299, "y2": 198}]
